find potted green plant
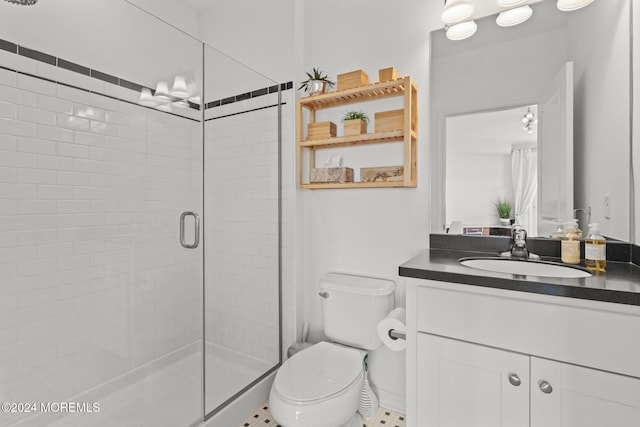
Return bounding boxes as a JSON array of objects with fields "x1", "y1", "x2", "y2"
[
  {"x1": 495, "y1": 198, "x2": 512, "y2": 226},
  {"x1": 298, "y1": 67, "x2": 335, "y2": 96},
  {"x1": 342, "y1": 111, "x2": 369, "y2": 136}
]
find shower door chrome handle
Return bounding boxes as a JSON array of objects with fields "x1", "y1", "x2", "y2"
[{"x1": 180, "y1": 211, "x2": 200, "y2": 249}]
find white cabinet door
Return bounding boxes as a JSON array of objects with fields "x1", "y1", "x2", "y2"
[
  {"x1": 531, "y1": 357, "x2": 640, "y2": 427},
  {"x1": 417, "y1": 333, "x2": 530, "y2": 427}
]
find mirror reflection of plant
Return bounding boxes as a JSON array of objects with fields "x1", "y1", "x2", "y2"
[
  {"x1": 342, "y1": 111, "x2": 369, "y2": 123},
  {"x1": 298, "y1": 67, "x2": 335, "y2": 93},
  {"x1": 495, "y1": 198, "x2": 512, "y2": 219}
]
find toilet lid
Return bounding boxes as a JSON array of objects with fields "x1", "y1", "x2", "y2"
[{"x1": 275, "y1": 342, "x2": 363, "y2": 402}]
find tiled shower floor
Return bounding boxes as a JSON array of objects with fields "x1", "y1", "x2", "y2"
[{"x1": 237, "y1": 401, "x2": 407, "y2": 427}]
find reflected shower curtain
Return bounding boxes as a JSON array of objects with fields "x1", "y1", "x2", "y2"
[{"x1": 512, "y1": 148, "x2": 538, "y2": 233}]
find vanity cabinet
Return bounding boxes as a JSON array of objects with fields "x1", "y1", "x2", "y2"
[
  {"x1": 416, "y1": 334, "x2": 640, "y2": 427},
  {"x1": 406, "y1": 278, "x2": 640, "y2": 427}
]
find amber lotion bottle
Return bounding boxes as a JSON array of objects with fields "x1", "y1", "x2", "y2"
[
  {"x1": 585, "y1": 223, "x2": 606, "y2": 272},
  {"x1": 561, "y1": 220, "x2": 582, "y2": 264}
]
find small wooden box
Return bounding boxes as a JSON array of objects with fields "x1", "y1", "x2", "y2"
[
  {"x1": 378, "y1": 67, "x2": 398, "y2": 82},
  {"x1": 310, "y1": 167, "x2": 354, "y2": 183},
  {"x1": 360, "y1": 166, "x2": 404, "y2": 183},
  {"x1": 337, "y1": 70, "x2": 369, "y2": 91},
  {"x1": 344, "y1": 119, "x2": 367, "y2": 137},
  {"x1": 307, "y1": 121, "x2": 337, "y2": 140},
  {"x1": 374, "y1": 109, "x2": 404, "y2": 133}
]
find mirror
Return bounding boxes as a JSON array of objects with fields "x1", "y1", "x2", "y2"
[
  {"x1": 446, "y1": 105, "x2": 539, "y2": 236},
  {"x1": 430, "y1": 0, "x2": 631, "y2": 241}
]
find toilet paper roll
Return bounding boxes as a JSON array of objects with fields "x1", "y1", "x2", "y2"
[{"x1": 376, "y1": 307, "x2": 406, "y2": 351}]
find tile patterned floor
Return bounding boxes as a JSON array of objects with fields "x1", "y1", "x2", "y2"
[{"x1": 237, "y1": 401, "x2": 406, "y2": 427}]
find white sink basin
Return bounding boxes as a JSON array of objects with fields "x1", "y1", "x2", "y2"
[{"x1": 460, "y1": 258, "x2": 592, "y2": 279}]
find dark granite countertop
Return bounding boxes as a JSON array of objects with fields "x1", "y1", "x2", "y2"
[{"x1": 400, "y1": 248, "x2": 640, "y2": 306}]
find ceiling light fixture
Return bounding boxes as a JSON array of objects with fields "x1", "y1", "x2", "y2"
[
  {"x1": 496, "y1": 5, "x2": 533, "y2": 27},
  {"x1": 4, "y1": 0, "x2": 38, "y2": 5},
  {"x1": 446, "y1": 20, "x2": 478, "y2": 41},
  {"x1": 522, "y1": 107, "x2": 537, "y2": 134},
  {"x1": 444, "y1": 0, "x2": 596, "y2": 42},
  {"x1": 441, "y1": 0, "x2": 475, "y2": 24},
  {"x1": 557, "y1": 0, "x2": 595, "y2": 12}
]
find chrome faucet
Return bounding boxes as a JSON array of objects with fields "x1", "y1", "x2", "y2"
[{"x1": 501, "y1": 224, "x2": 539, "y2": 260}]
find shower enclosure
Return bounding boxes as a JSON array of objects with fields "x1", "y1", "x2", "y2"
[{"x1": 0, "y1": 1, "x2": 282, "y2": 426}]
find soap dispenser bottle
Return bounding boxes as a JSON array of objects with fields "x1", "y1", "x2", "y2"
[
  {"x1": 585, "y1": 223, "x2": 606, "y2": 272},
  {"x1": 561, "y1": 220, "x2": 582, "y2": 265}
]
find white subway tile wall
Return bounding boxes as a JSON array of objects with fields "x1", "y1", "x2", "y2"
[
  {"x1": 0, "y1": 55, "x2": 203, "y2": 426},
  {"x1": 204, "y1": 93, "x2": 281, "y2": 366}
]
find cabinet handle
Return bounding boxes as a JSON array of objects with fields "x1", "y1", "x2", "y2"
[
  {"x1": 318, "y1": 291, "x2": 329, "y2": 299},
  {"x1": 539, "y1": 380, "x2": 553, "y2": 394},
  {"x1": 508, "y1": 373, "x2": 522, "y2": 387}
]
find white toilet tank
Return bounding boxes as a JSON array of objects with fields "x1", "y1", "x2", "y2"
[{"x1": 319, "y1": 273, "x2": 395, "y2": 350}]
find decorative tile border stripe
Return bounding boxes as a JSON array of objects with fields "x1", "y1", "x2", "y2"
[
  {"x1": 0, "y1": 63, "x2": 201, "y2": 122},
  {"x1": 0, "y1": 38, "x2": 194, "y2": 109},
  {"x1": 206, "y1": 81, "x2": 293, "y2": 110},
  {"x1": 0, "y1": 38, "x2": 293, "y2": 118},
  {"x1": 205, "y1": 103, "x2": 286, "y2": 122}
]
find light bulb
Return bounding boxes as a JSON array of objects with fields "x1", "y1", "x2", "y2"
[
  {"x1": 446, "y1": 20, "x2": 477, "y2": 41},
  {"x1": 496, "y1": 5, "x2": 533, "y2": 27},
  {"x1": 441, "y1": 0, "x2": 474, "y2": 24},
  {"x1": 557, "y1": 0, "x2": 595, "y2": 12}
]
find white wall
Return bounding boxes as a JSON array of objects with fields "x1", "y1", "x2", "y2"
[
  {"x1": 569, "y1": 0, "x2": 630, "y2": 240},
  {"x1": 126, "y1": 0, "x2": 201, "y2": 41},
  {"x1": 447, "y1": 153, "x2": 513, "y2": 226},
  {"x1": 199, "y1": 0, "x2": 295, "y2": 84},
  {"x1": 298, "y1": 0, "x2": 441, "y2": 412}
]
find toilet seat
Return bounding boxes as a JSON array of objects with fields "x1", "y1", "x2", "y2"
[{"x1": 273, "y1": 342, "x2": 363, "y2": 403}]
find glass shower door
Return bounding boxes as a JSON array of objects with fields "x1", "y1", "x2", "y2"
[
  {"x1": 0, "y1": 2, "x2": 204, "y2": 426},
  {"x1": 203, "y1": 45, "x2": 281, "y2": 415}
]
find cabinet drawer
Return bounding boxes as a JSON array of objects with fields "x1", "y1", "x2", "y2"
[{"x1": 416, "y1": 282, "x2": 640, "y2": 378}]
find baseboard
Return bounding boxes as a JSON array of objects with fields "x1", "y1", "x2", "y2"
[{"x1": 377, "y1": 388, "x2": 406, "y2": 415}]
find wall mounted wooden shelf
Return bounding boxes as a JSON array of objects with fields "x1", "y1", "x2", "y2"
[{"x1": 296, "y1": 76, "x2": 418, "y2": 189}]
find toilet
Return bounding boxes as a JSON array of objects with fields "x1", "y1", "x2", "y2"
[{"x1": 270, "y1": 273, "x2": 395, "y2": 427}]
